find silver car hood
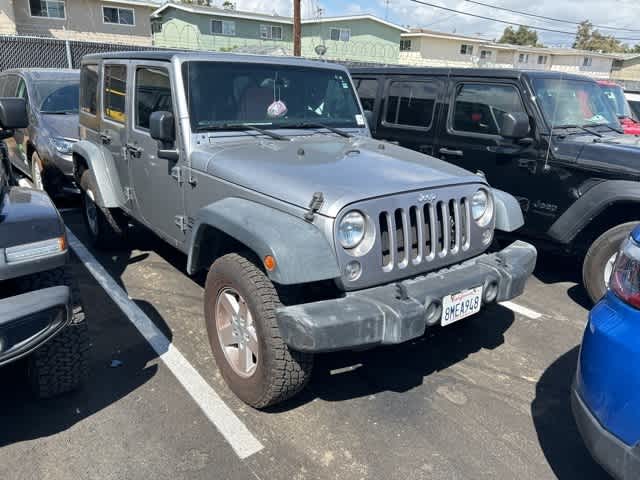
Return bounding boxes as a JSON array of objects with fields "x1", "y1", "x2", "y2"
[{"x1": 191, "y1": 135, "x2": 484, "y2": 217}]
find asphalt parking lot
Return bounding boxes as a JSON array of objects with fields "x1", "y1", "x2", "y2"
[{"x1": 0, "y1": 205, "x2": 611, "y2": 480}]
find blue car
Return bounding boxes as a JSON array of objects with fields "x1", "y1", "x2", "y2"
[{"x1": 573, "y1": 225, "x2": 640, "y2": 479}]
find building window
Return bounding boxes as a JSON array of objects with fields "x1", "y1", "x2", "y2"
[
  {"x1": 330, "y1": 28, "x2": 351, "y2": 42},
  {"x1": 103, "y1": 6, "x2": 134, "y2": 25},
  {"x1": 384, "y1": 81, "x2": 437, "y2": 129},
  {"x1": 583, "y1": 57, "x2": 593, "y2": 67},
  {"x1": 151, "y1": 21, "x2": 162, "y2": 34},
  {"x1": 104, "y1": 64, "x2": 127, "y2": 124},
  {"x1": 537, "y1": 55, "x2": 548, "y2": 65},
  {"x1": 518, "y1": 53, "x2": 529, "y2": 63},
  {"x1": 400, "y1": 39, "x2": 412, "y2": 51},
  {"x1": 29, "y1": 0, "x2": 65, "y2": 19},
  {"x1": 260, "y1": 24, "x2": 283, "y2": 40},
  {"x1": 480, "y1": 50, "x2": 492, "y2": 59},
  {"x1": 460, "y1": 44, "x2": 473, "y2": 55},
  {"x1": 211, "y1": 19, "x2": 236, "y2": 36}
]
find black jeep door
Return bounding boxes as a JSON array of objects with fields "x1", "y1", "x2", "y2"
[{"x1": 434, "y1": 78, "x2": 560, "y2": 237}]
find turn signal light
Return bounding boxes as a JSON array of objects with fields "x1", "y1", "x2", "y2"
[{"x1": 263, "y1": 255, "x2": 277, "y2": 272}]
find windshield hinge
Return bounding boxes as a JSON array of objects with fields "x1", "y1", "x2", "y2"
[
  {"x1": 175, "y1": 215, "x2": 193, "y2": 232},
  {"x1": 304, "y1": 192, "x2": 324, "y2": 222}
]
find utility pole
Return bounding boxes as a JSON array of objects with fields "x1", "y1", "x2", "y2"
[{"x1": 293, "y1": 0, "x2": 301, "y2": 56}]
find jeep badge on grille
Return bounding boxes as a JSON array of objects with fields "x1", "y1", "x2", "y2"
[{"x1": 418, "y1": 192, "x2": 437, "y2": 203}]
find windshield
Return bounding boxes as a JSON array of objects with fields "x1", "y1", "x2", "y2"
[
  {"x1": 182, "y1": 61, "x2": 363, "y2": 131},
  {"x1": 34, "y1": 79, "x2": 79, "y2": 114},
  {"x1": 531, "y1": 78, "x2": 620, "y2": 129},
  {"x1": 599, "y1": 83, "x2": 632, "y2": 118}
]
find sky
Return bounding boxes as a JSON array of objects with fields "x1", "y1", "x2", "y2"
[{"x1": 225, "y1": 0, "x2": 640, "y2": 48}]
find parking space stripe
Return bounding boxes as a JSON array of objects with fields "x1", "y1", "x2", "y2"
[
  {"x1": 499, "y1": 301, "x2": 543, "y2": 320},
  {"x1": 65, "y1": 227, "x2": 264, "y2": 460}
]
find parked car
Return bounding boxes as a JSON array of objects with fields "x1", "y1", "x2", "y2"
[
  {"x1": 625, "y1": 90, "x2": 640, "y2": 120},
  {"x1": 598, "y1": 80, "x2": 640, "y2": 134},
  {"x1": 0, "y1": 69, "x2": 80, "y2": 196},
  {"x1": 73, "y1": 51, "x2": 537, "y2": 408},
  {"x1": 351, "y1": 67, "x2": 640, "y2": 303},
  {"x1": 572, "y1": 224, "x2": 640, "y2": 479},
  {"x1": 0, "y1": 97, "x2": 88, "y2": 397}
]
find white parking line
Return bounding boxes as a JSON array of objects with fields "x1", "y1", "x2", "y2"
[
  {"x1": 65, "y1": 227, "x2": 264, "y2": 460},
  {"x1": 500, "y1": 301, "x2": 543, "y2": 320}
]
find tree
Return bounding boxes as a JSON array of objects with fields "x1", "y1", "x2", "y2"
[
  {"x1": 573, "y1": 20, "x2": 627, "y2": 53},
  {"x1": 498, "y1": 26, "x2": 542, "y2": 47},
  {"x1": 222, "y1": 0, "x2": 235, "y2": 9}
]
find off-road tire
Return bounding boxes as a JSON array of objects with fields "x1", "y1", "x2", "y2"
[
  {"x1": 204, "y1": 253, "x2": 313, "y2": 409},
  {"x1": 16, "y1": 267, "x2": 90, "y2": 398},
  {"x1": 583, "y1": 222, "x2": 640, "y2": 303},
  {"x1": 80, "y1": 170, "x2": 128, "y2": 249}
]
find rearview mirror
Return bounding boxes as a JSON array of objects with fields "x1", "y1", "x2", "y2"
[
  {"x1": 150, "y1": 110, "x2": 175, "y2": 143},
  {"x1": 0, "y1": 98, "x2": 28, "y2": 130},
  {"x1": 500, "y1": 112, "x2": 530, "y2": 139}
]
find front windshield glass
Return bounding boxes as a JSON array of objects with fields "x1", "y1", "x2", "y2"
[
  {"x1": 34, "y1": 78, "x2": 80, "y2": 114},
  {"x1": 182, "y1": 61, "x2": 362, "y2": 131},
  {"x1": 531, "y1": 78, "x2": 620, "y2": 129},
  {"x1": 599, "y1": 83, "x2": 632, "y2": 118}
]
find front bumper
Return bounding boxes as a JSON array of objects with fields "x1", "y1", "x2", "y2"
[
  {"x1": 0, "y1": 286, "x2": 71, "y2": 366},
  {"x1": 276, "y1": 240, "x2": 537, "y2": 352},
  {"x1": 572, "y1": 387, "x2": 640, "y2": 480}
]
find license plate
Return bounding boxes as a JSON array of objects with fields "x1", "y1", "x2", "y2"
[{"x1": 441, "y1": 286, "x2": 483, "y2": 327}]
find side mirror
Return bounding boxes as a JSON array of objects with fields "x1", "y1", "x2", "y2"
[
  {"x1": 500, "y1": 112, "x2": 530, "y2": 139},
  {"x1": 0, "y1": 98, "x2": 28, "y2": 130},
  {"x1": 150, "y1": 110, "x2": 175, "y2": 143}
]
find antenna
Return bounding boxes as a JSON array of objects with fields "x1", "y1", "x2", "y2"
[{"x1": 385, "y1": 0, "x2": 390, "y2": 20}]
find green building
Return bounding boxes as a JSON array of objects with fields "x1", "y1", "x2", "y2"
[{"x1": 150, "y1": 4, "x2": 407, "y2": 64}]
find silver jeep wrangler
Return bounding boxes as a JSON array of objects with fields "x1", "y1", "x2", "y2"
[{"x1": 73, "y1": 51, "x2": 536, "y2": 408}]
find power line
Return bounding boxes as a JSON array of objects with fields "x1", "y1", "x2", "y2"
[
  {"x1": 463, "y1": 0, "x2": 640, "y2": 33},
  {"x1": 407, "y1": 0, "x2": 640, "y2": 41}
]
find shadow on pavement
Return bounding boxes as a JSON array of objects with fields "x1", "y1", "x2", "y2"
[
  {"x1": 269, "y1": 304, "x2": 515, "y2": 411},
  {"x1": 532, "y1": 346, "x2": 609, "y2": 480}
]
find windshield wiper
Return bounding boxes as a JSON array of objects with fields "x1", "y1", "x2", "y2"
[
  {"x1": 284, "y1": 122, "x2": 353, "y2": 138},
  {"x1": 194, "y1": 123, "x2": 288, "y2": 141},
  {"x1": 552, "y1": 125, "x2": 602, "y2": 138}
]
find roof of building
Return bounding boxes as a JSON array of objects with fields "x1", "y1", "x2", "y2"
[{"x1": 104, "y1": 0, "x2": 157, "y2": 8}]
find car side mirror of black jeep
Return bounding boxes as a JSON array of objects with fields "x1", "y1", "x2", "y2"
[
  {"x1": 500, "y1": 112, "x2": 530, "y2": 140},
  {"x1": 0, "y1": 98, "x2": 28, "y2": 131},
  {"x1": 150, "y1": 110, "x2": 179, "y2": 161}
]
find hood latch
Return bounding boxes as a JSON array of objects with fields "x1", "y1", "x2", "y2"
[{"x1": 304, "y1": 192, "x2": 324, "y2": 223}]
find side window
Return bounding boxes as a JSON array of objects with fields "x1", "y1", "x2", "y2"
[
  {"x1": 384, "y1": 80, "x2": 437, "y2": 129},
  {"x1": 452, "y1": 83, "x2": 527, "y2": 136},
  {"x1": 80, "y1": 64, "x2": 99, "y2": 115},
  {"x1": 354, "y1": 78, "x2": 378, "y2": 112},
  {"x1": 135, "y1": 66, "x2": 172, "y2": 131},
  {"x1": 1, "y1": 75, "x2": 18, "y2": 97},
  {"x1": 103, "y1": 64, "x2": 127, "y2": 124},
  {"x1": 16, "y1": 78, "x2": 28, "y2": 102}
]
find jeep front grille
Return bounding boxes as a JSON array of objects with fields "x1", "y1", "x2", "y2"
[{"x1": 378, "y1": 198, "x2": 471, "y2": 272}]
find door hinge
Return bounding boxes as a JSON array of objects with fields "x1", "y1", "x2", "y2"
[
  {"x1": 171, "y1": 166, "x2": 184, "y2": 185},
  {"x1": 175, "y1": 215, "x2": 193, "y2": 232},
  {"x1": 123, "y1": 186, "x2": 134, "y2": 203}
]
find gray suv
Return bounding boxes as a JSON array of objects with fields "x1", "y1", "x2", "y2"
[
  {"x1": 0, "y1": 69, "x2": 80, "y2": 196},
  {"x1": 74, "y1": 51, "x2": 537, "y2": 408}
]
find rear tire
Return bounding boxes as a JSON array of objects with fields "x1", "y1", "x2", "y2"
[
  {"x1": 80, "y1": 170, "x2": 128, "y2": 249},
  {"x1": 583, "y1": 222, "x2": 640, "y2": 303},
  {"x1": 204, "y1": 252, "x2": 313, "y2": 409},
  {"x1": 16, "y1": 267, "x2": 90, "y2": 398}
]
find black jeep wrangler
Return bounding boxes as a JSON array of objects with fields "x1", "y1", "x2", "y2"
[
  {"x1": 351, "y1": 67, "x2": 640, "y2": 302},
  {"x1": 0, "y1": 98, "x2": 88, "y2": 397}
]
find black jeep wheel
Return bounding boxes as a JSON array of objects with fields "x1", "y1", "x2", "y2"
[
  {"x1": 80, "y1": 170, "x2": 128, "y2": 249},
  {"x1": 583, "y1": 222, "x2": 640, "y2": 303},
  {"x1": 16, "y1": 267, "x2": 90, "y2": 398},
  {"x1": 204, "y1": 253, "x2": 313, "y2": 409}
]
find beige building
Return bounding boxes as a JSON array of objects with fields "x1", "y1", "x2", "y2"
[
  {"x1": 399, "y1": 30, "x2": 619, "y2": 79},
  {"x1": 0, "y1": 0, "x2": 155, "y2": 45},
  {"x1": 611, "y1": 55, "x2": 640, "y2": 82}
]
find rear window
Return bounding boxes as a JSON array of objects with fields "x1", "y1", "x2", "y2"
[
  {"x1": 80, "y1": 64, "x2": 98, "y2": 115},
  {"x1": 384, "y1": 80, "x2": 437, "y2": 129},
  {"x1": 103, "y1": 64, "x2": 127, "y2": 124}
]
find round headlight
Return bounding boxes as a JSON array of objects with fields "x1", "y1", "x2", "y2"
[
  {"x1": 471, "y1": 189, "x2": 493, "y2": 227},
  {"x1": 338, "y1": 211, "x2": 366, "y2": 249}
]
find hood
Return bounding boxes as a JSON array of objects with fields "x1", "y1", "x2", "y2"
[
  {"x1": 39, "y1": 113, "x2": 79, "y2": 140},
  {"x1": 191, "y1": 135, "x2": 483, "y2": 217},
  {"x1": 553, "y1": 133, "x2": 640, "y2": 177}
]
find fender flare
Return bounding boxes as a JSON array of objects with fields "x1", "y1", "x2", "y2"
[
  {"x1": 186, "y1": 198, "x2": 341, "y2": 285},
  {"x1": 493, "y1": 188, "x2": 524, "y2": 233},
  {"x1": 72, "y1": 140, "x2": 125, "y2": 208},
  {"x1": 548, "y1": 180, "x2": 640, "y2": 244}
]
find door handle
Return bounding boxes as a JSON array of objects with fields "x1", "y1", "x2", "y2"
[
  {"x1": 438, "y1": 147, "x2": 464, "y2": 157},
  {"x1": 100, "y1": 133, "x2": 112, "y2": 145},
  {"x1": 125, "y1": 143, "x2": 142, "y2": 158}
]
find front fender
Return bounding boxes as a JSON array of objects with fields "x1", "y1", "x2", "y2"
[
  {"x1": 493, "y1": 188, "x2": 524, "y2": 232},
  {"x1": 548, "y1": 180, "x2": 640, "y2": 244},
  {"x1": 72, "y1": 141, "x2": 124, "y2": 208},
  {"x1": 187, "y1": 198, "x2": 341, "y2": 285}
]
